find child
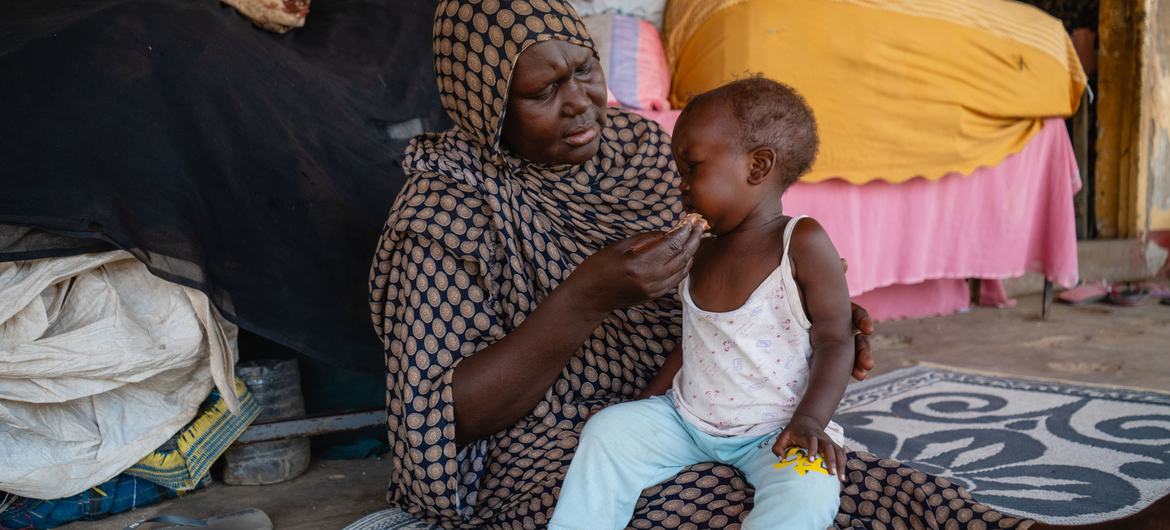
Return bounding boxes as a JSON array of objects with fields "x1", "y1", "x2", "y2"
[{"x1": 549, "y1": 77, "x2": 854, "y2": 530}]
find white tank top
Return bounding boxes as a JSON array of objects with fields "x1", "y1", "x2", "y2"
[{"x1": 671, "y1": 216, "x2": 845, "y2": 443}]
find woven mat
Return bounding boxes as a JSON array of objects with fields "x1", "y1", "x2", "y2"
[{"x1": 837, "y1": 364, "x2": 1170, "y2": 524}]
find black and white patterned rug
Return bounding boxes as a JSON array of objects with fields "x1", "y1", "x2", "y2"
[
  {"x1": 345, "y1": 508, "x2": 440, "y2": 530},
  {"x1": 837, "y1": 364, "x2": 1170, "y2": 524},
  {"x1": 345, "y1": 365, "x2": 1170, "y2": 529}
]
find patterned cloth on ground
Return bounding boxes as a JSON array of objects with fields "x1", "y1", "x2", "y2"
[
  {"x1": 126, "y1": 379, "x2": 262, "y2": 491},
  {"x1": 838, "y1": 365, "x2": 1170, "y2": 525}
]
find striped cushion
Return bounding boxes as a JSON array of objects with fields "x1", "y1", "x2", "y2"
[{"x1": 583, "y1": 13, "x2": 671, "y2": 111}]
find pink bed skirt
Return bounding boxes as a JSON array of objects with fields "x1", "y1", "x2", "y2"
[{"x1": 634, "y1": 109, "x2": 1080, "y2": 320}]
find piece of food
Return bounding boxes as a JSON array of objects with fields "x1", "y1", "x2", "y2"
[{"x1": 668, "y1": 212, "x2": 709, "y2": 234}]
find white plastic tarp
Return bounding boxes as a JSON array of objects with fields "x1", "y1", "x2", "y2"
[{"x1": 0, "y1": 251, "x2": 238, "y2": 499}]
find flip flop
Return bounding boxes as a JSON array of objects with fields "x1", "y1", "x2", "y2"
[
  {"x1": 1056, "y1": 282, "x2": 1109, "y2": 305},
  {"x1": 124, "y1": 508, "x2": 272, "y2": 530}
]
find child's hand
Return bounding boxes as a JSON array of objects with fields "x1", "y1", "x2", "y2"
[{"x1": 772, "y1": 414, "x2": 846, "y2": 481}]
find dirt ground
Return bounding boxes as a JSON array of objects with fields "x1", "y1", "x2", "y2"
[{"x1": 65, "y1": 292, "x2": 1170, "y2": 529}]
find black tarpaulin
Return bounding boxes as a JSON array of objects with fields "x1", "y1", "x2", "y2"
[{"x1": 0, "y1": 0, "x2": 451, "y2": 371}]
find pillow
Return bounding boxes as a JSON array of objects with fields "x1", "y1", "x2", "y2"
[
  {"x1": 583, "y1": 13, "x2": 671, "y2": 111},
  {"x1": 571, "y1": 0, "x2": 667, "y2": 30}
]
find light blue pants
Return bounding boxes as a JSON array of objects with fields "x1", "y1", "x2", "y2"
[{"x1": 549, "y1": 395, "x2": 840, "y2": 530}]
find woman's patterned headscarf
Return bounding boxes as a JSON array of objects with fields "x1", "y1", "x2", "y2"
[{"x1": 431, "y1": 0, "x2": 596, "y2": 152}]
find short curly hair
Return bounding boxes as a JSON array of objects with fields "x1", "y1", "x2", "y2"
[{"x1": 684, "y1": 75, "x2": 820, "y2": 189}]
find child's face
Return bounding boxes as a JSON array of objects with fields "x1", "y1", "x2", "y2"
[{"x1": 671, "y1": 100, "x2": 755, "y2": 235}]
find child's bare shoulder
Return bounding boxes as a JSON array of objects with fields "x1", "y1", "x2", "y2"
[
  {"x1": 789, "y1": 216, "x2": 836, "y2": 250},
  {"x1": 790, "y1": 216, "x2": 829, "y2": 239},
  {"x1": 788, "y1": 217, "x2": 843, "y2": 276}
]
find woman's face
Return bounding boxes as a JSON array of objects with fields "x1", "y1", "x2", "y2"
[{"x1": 501, "y1": 40, "x2": 608, "y2": 165}]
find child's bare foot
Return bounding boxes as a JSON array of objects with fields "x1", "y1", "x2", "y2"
[{"x1": 1031, "y1": 494, "x2": 1170, "y2": 529}]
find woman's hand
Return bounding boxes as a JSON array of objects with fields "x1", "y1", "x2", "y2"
[
  {"x1": 567, "y1": 219, "x2": 705, "y2": 316},
  {"x1": 851, "y1": 302, "x2": 875, "y2": 380},
  {"x1": 841, "y1": 258, "x2": 876, "y2": 381},
  {"x1": 772, "y1": 414, "x2": 847, "y2": 481}
]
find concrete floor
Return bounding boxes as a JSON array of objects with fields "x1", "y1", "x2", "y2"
[
  {"x1": 65, "y1": 292, "x2": 1170, "y2": 529},
  {"x1": 876, "y1": 290, "x2": 1170, "y2": 391},
  {"x1": 65, "y1": 459, "x2": 389, "y2": 530}
]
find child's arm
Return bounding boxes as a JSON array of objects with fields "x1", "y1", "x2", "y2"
[
  {"x1": 772, "y1": 218, "x2": 854, "y2": 481},
  {"x1": 636, "y1": 345, "x2": 683, "y2": 399}
]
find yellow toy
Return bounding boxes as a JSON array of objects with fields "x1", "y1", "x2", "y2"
[{"x1": 773, "y1": 447, "x2": 830, "y2": 477}]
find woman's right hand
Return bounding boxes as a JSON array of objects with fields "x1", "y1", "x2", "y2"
[{"x1": 568, "y1": 219, "x2": 705, "y2": 316}]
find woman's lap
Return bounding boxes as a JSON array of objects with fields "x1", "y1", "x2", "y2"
[
  {"x1": 421, "y1": 410, "x2": 1037, "y2": 530},
  {"x1": 474, "y1": 448, "x2": 1031, "y2": 529},
  {"x1": 393, "y1": 405, "x2": 1029, "y2": 530},
  {"x1": 406, "y1": 435, "x2": 1031, "y2": 530}
]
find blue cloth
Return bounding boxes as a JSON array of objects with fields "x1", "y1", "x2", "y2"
[
  {"x1": 549, "y1": 394, "x2": 840, "y2": 530},
  {"x1": 0, "y1": 474, "x2": 192, "y2": 529}
]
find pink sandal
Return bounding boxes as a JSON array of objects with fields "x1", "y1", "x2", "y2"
[{"x1": 1056, "y1": 282, "x2": 1109, "y2": 305}]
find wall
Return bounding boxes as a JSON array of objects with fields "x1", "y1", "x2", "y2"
[
  {"x1": 1139, "y1": 0, "x2": 1170, "y2": 237},
  {"x1": 1097, "y1": 0, "x2": 1169, "y2": 277},
  {"x1": 1096, "y1": 0, "x2": 1143, "y2": 238}
]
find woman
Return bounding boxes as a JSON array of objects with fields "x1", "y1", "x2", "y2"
[{"x1": 370, "y1": 1, "x2": 1166, "y2": 528}]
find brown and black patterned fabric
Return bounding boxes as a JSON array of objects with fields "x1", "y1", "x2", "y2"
[{"x1": 368, "y1": 1, "x2": 1035, "y2": 528}]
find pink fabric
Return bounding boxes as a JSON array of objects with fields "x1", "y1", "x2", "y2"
[
  {"x1": 631, "y1": 111, "x2": 1080, "y2": 320},
  {"x1": 851, "y1": 279, "x2": 971, "y2": 321},
  {"x1": 977, "y1": 279, "x2": 1018, "y2": 309},
  {"x1": 784, "y1": 117, "x2": 1081, "y2": 296}
]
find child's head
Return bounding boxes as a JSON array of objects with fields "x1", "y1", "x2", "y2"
[{"x1": 672, "y1": 76, "x2": 819, "y2": 233}]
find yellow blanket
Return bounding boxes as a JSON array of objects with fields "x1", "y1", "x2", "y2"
[{"x1": 665, "y1": 0, "x2": 1086, "y2": 184}]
